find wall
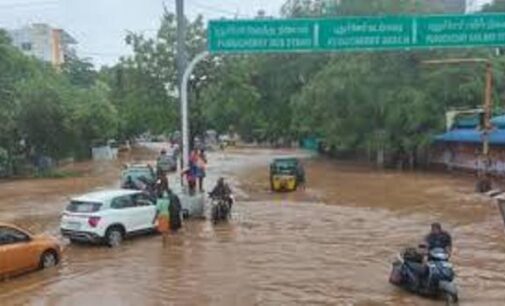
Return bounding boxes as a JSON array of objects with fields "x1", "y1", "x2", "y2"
[
  {"x1": 432, "y1": 142, "x2": 505, "y2": 175},
  {"x1": 9, "y1": 24, "x2": 52, "y2": 62}
]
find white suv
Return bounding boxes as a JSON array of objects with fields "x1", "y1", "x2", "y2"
[{"x1": 60, "y1": 189, "x2": 156, "y2": 247}]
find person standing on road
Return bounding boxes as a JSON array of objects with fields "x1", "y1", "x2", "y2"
[
  {"x1": 196, "y1": 149, "x2": 207, "y2": 193},
  {"x1": 181, "y1": 166, "x2": 197, "y2": 195},
  {"x1": 153, "y1": 187, "x2": 171, "y2": 246},
  {"x1": 188, "y1": 149, "x2": 202, "y2": 193},
  {"x1": 168, "y1": 188, "x2": 182, "y2": 233}
]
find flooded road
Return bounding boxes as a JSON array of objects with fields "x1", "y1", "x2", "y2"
[{"x1": 1, "y1": 147, "x2": 505, "y2": 305}]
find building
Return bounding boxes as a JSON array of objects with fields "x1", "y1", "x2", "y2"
[
  {"x1": 9, "y1": 23, "x2": 77, "y2": 67},
  {"x1": 432, "y1": 115, "x2": 505, "y2": 175}
]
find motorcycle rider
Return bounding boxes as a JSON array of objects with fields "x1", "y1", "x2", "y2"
[
  {"x1": 425, "y1": 223, "x2": 452, "y2": 254},
  {"x1": 402, "y1": 223, "x2": 452, "y2": 286},
  {"x1": 401, "y1": 223, "x2": 452, "y2": 285},
  {"x1": 209, "y1": 177, "x2": 233, "y2": 209},
  {"x1": 156, "y1": 149, "x2": 171, "y2": 177}
]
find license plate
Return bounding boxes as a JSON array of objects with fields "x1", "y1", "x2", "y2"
[{"x1": 66, "y1": 221, "x2": 81, "y2": 230}]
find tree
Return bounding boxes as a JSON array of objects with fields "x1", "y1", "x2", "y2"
[
  {"x1": 482, "y1": 0, "x2": 505, "y2": 12},
  {"x1": 0, "y1": 32, "x2": 41, "y2": 173},
  {"x1": 102, "y1": 13, "x2": 212, "y2": 142},
  {"x1": 71, "y1": 82, "x2": 118, "y2": 157},
  {"x1": 15, "y1": 75, "x2": 74, "y2": 159},
  {"x1": 62, "y1": 56, "x2": 98, "y2": 88},
  {"x1": 287, "y1": 0, "x2": 500, "y2": 166},
  {"x1": 201, "y1": 57, "x2": 261, "y2": 140}
]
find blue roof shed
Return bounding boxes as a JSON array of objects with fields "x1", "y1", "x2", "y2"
[{"x1": 435, "y1": 128, "x2": 505, "y2": 145}]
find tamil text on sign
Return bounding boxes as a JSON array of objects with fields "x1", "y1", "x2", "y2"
[{"x1": 208, "y1": 13, "x2": 505, "y2": 53}]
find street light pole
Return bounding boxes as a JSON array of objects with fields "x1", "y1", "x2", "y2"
[
  {"x1": 175, "y1": 0, "x2": 187, "y2": 169},
  {"x1": 176, "y1": 0, "x2": 187, "y2": 88},
  {"x1": 180, "y1": 51, "x2": 209, "y2": 169}
]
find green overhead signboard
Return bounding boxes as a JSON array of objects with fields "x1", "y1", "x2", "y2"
[
  {"x1": 317, "y1": 16, "x2": 414, "y2": 50},
  {"x1": 207, "y1": 19, "x2": 316, "y2": 53},
  {"x1": 417, "y1": 14, "x2": 505, "y2": 48},
  {"x1": 208, "y1": 14, "x2": 505, "y2": 53}
]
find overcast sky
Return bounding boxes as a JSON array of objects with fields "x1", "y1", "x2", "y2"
[
  {"x1": 0, "y1": 0, "x2": 285, "y2": 67},
  {"x1": 0, "y1": 0, "x2": 494, "y2": 67}
]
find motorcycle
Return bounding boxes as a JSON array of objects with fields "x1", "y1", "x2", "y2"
[
  {"x1": 209, "y1": 195, "x2": 232, "y2": 224},
  {"x1": 389, "y1": 247, "x2": 459, "y2": 305}
]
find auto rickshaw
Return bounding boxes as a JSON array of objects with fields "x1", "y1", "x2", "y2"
[{"x1": 269, "y1": 158, "x2": 305, "y2": 192}]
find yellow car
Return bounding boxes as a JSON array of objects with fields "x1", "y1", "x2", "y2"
[{"x1": 0, "y1": 223, "x2": 61, "y2": 279}]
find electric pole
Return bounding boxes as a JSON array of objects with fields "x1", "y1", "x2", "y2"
[
  {"x1": 175, "y1": 0, "x2": 188, "y2": 165},
  {"x1": 176, "y1": 0, "x2": 186, "y2": 88}
]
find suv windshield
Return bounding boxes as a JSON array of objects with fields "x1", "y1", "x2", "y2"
[{"x1": 66, "y1": 201, "x2": 102, "y2": 213}]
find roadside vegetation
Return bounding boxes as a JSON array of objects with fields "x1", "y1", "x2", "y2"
[{"x1": 0, "y1": 30, "x2": 117, "y2": 176}]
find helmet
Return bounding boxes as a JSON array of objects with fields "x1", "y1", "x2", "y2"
[{"x1": 429, "y1": 248, "x2": 449, "y2": 261}]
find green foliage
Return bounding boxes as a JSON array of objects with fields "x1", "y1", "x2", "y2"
[
  {"x1": 71, "y1": 82, "x2": 119, "y2": 157},
  {"x1": 101, "y1": 12, "x2": 200, "y2": 138},
  {"x1": 281, "y1": 0, "x2": 442, "y2": 17},
  {"x1": 15, "y1": 75, "x2": 74, "y2": 158},
  {"x1": 482, "y1": 0, "x2": 505, "y2": 12},
  {"x1": 0, "y1": 29, "x2": 11, "y2": 44},
  {"x1": 0, "y1": 30, "x2": 118, "y2": 174},
  {"x1": 201, "y1": 57, "x2": 261, "y2": 140},
  {"x1": 62, "y1": 57, "x2": 97, "y2": 88},
  {"x1": 284, "y1": 0, "x2": 503, "y2": 165}
]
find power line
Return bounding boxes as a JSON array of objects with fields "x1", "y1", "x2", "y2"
[
  {"x1": 188, "y1": 0, "x2": 250, "y2": 18},
  {"x1": 80, "y1": 51, "x2": 128, "y2": 57}
]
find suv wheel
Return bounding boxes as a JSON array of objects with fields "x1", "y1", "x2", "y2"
[{"x1": 106, "y1": 227, "x2": 124, "y2": 247}]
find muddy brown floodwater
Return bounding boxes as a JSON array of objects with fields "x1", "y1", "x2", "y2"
[{"x1": 1, "y1": 147, "x2": 505, "y2": 306}]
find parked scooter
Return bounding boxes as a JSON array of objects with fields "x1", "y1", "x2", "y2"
[{"x1": 389, "y1": 247, "x2": 458, "y2": 305}]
